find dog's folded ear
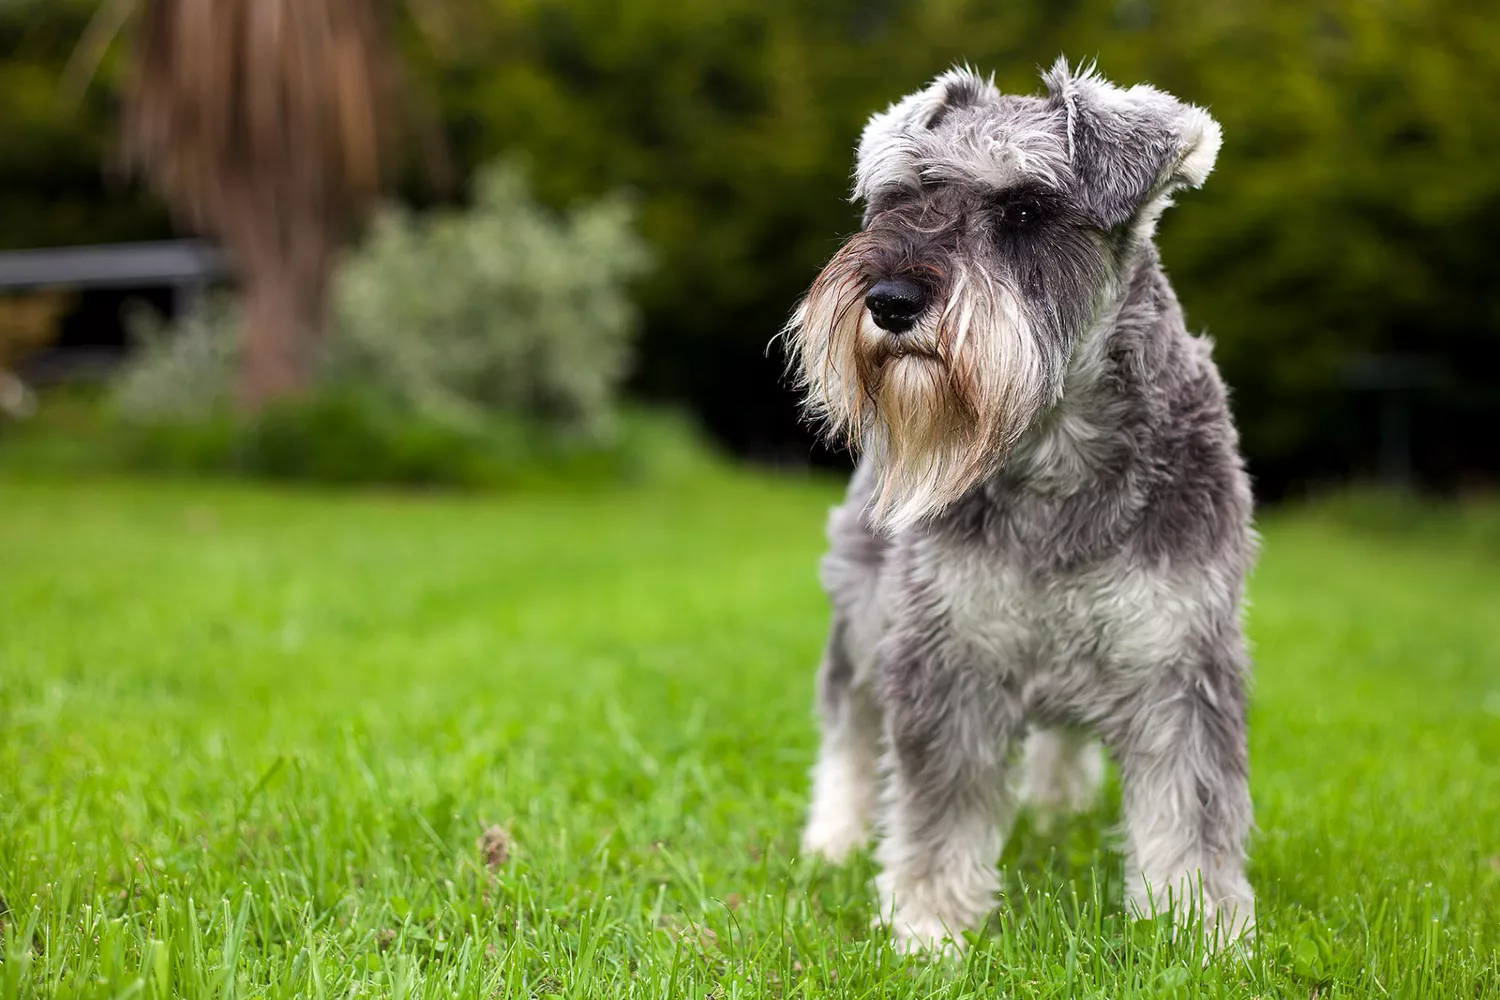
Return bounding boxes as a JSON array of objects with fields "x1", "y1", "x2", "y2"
[
  {"x1": 1043, "y1": 57, "x2": 1222, "y2": 231},
  {"x1": 854, "y1": 66, "x2": 1001, "y2": 207}
]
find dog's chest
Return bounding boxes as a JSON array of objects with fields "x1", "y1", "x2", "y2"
[
  {"x1": 910, "y1": 536, "x2": 1214, "y2": 681},
  {"x1": 930, "y1": 553, "x2": 1053, "y2": 666}
]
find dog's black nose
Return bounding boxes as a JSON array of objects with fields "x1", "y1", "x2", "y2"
[{"x1": 866, "y1": 278, "x2": 927, "y2": 334}]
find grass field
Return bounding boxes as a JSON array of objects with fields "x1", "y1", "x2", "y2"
[{"x1": 2, "y1": 472, "x2": 1497, "y2": 998}]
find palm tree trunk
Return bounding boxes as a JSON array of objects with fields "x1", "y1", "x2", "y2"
[{"x1": 237, "y1": 242, "x2": 331, "y2": 411}]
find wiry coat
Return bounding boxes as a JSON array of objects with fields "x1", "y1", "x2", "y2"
[{"x1": 788, "y1": 60, "x2": 1257, "y2": 953}]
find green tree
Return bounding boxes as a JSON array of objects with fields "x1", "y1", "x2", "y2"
[{"x1": 0, "y1": 1, "x2": 168, "y2": 251}]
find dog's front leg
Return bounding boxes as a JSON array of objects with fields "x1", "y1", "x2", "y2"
[
  {"x1": 803, "y1": 619, "x2": 883, "y2": 861},
  {"x1": 873, "y1": 632, "x2": 1020, "y2": 956},
  {"x1": 1108, "y1": 665, "x2": 1256, "y2": 950}
]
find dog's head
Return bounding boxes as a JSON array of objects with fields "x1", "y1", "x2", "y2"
[{"x1": 785, "y1": 59, "x2": 1221, "y2": 532}]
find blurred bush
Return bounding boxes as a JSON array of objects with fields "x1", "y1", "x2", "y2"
[
  {"x1": 115, "y1": 161, "x2": 649, "y2": 436},
  {"x1": 79, "y1": 160, "x2": 695, "y2": 489},
  {"x1": 2, "y1": 381, "x2": 719, "y2": 491},
  {"x1": 108, "y1": 393, "x2": 716, "y2": 490},
  {"x1": 110, "y1": 296, "x2": 242, "y2": 420},
  {"x1": 333, "y1": 164, "x2": 647, "y2": 437}
]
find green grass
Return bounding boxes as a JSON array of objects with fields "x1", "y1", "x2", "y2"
[{"x1": 1, "y1": 472, "x2": 1497, "y2": 998}]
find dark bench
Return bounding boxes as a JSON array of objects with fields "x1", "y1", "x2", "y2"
[{"x1": 0, "y1": 240, "x2": 232, "y2": 415}]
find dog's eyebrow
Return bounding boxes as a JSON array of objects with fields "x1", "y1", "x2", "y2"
[
  {"x1": 914, "y1": 146, "x2": 1069, "y2": 194},
  {"x1": 918, "y1": 113, "x2": 1073, "y2": 189}
]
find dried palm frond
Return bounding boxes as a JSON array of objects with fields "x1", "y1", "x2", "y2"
[
  {"x1": 119, "y1": 0, "x2": 411, "y2": 258},
  {"x1": 66, "y1": 0, "x2": 457, "y2": 406}
]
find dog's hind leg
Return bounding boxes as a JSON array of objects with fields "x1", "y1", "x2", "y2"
[{"x1": 1017, "y1": 727, "x2": 1105, "y2": 832}]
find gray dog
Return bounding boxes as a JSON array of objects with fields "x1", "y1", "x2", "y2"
[{"x1": 783, "y1": 59, "x2": 1255, "y2": 954}]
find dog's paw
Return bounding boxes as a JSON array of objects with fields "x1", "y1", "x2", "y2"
[
  {"x1": 870, "y1": 900, "x2": 967, "y2": 960},
  {"x1": 800, "y1": 815, "x2": 868, "y2": 863},
  {"x1": 886, "y1": 913, "x2": 965, "y2": 960},
  {"x1": 1128, "y1": 882, "x2": 1256, "y2": 959},
  {"x1": 1199, "y1": 899, "x2": 1256, "y2": 958}
]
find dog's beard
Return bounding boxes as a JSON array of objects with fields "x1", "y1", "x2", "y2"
[{"x1": 785, "y1": 242, "x2": 1049, "y2": 534}]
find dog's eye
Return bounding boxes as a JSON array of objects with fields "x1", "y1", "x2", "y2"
[{"x1": 995, "y1": 193, "x2": 1044, "y2": 227}]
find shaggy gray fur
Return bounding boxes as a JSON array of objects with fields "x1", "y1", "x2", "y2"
[{"x1": 785, "y1": 59, "x2": 1256, "y2": 954}]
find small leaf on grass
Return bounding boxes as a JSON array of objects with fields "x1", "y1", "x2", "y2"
[
  {"x1": 1292, "y1": 923, "x2": 1334, "y2": 983},
  {"x1": 479, "y1": 825, "x2": 512, "y2": 869},
  {"x1": 656, "y1": 914, "x2": 719, "y2": 951},
  {"x1": 1157, "y1": 965, "x2": 1190, "y2": 996},
  {"x1": 389, "y1": 897, "x2": 410, "y2": 919}
]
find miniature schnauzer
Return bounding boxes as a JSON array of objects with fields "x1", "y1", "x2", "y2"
[{"x1": 783, "y1": 59, "x2": 1255, "y2": 954}]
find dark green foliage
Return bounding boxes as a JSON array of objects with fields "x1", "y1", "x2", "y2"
[
  {"x1": 0, "y1": 0, "x2": 171, "y2": 250},
  {"x1": 423, "y1": 0, "x2": 1500, "y2": 489},
  {"x1": 4, "y1": 0, "x2": 1497, "y2": 488},
  {"x1": 0, "y1": 388, "x2": 721, "y2": 491},
  {"x1": 230, "y1": 390, "x2": 506, "y2": 488}
]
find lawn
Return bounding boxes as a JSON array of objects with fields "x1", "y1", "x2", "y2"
[{"x1": 1, "y1": 472, "x2": 1497, "y2": 998}]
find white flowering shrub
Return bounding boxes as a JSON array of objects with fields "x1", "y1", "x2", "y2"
[
  {"x1": 331, "y1": 163, "x2": 649, "y2": 435},
  {"x1": 113, "y1": 161, "x2": 650, "y2": 439},
  {"x1": 112, "y1": 297, "x2": 242, "y2": 421}
]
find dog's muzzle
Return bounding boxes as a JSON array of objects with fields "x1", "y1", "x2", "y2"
[{"x1": 866, "y1": 278, "x2": 928, "y2": 334}]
